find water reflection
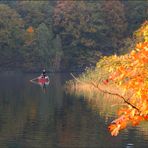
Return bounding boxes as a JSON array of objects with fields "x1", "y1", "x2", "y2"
[
  {"x1": 0, "y1": 73, "x2": 147, "y2": 148},
  {"x1": 66, "y1": 81, "x2": 148, "y2": 148}
]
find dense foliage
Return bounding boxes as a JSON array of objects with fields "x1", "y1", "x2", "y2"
[
  {"x1": 0, "y1": 0, "x2": 147, "y2": 71},
  {"x1": 107, "y1": 21, "x2": 148, "y2": 136}
]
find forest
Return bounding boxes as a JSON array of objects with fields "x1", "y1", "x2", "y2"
[{"x1": 0, "y1": 0, "x2": 147, "y2": 72}]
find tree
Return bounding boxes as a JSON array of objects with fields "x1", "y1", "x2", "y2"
[
  {"x1": 15, "y1": 1, "x2": 53, "y2": 27},
  {"x1": 0, "y1": 4, "x2": 24, "y2": 68},
  {"x1": 13, "y1": 1, "x2": 55, "y2": 71},
  {"x1": 106, "y1": 21, "x2": 148, "y2": 136},
  {"x1": 123, "y1": 0, "x2": 148, "y2": 35},
  {"x1": 37, "y1": 23, "x2": 52, "y2": 67},
  {"x1": 101, "y1": 0, "x2": 127, "y2": 54},
  {"x1": 53, "y1": 0, "x2": 105, "y2": 70},
  {"x1": 51, "y1": 34, "x2": 63, "y2": 71},
  {"x1": 53, "y1": 0, "x2": 97, "y2": 48}
]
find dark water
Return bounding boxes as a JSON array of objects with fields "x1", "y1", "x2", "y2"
[{"x1": 0, "y1": 73, "x2": 147, "y2": 148}]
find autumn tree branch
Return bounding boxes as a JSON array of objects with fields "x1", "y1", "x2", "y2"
[
  {"x1": 71, "y1": 73, "x2": 140, "y2": 112},
  {"x1": 90, "y1": 81, "x2": 140, "y2": 112}
]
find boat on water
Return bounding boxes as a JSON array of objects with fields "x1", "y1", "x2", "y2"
[
  {"x1": 37, "y1": 75, "x2": 49, "y2": 84},
  {"x1": 30, "y1": 69, "x2": 49, "y2": 93},
  {"x1": 30, "y1": 75, "x2": 50, "y2": 85}
]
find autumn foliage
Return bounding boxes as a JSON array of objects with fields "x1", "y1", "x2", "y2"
[
  {"x1": 27, "y1": 26, "x2": 34, "y2": 33},
  {"x1": 106, "y1": 21, "x2": 148, "y2": 136}
]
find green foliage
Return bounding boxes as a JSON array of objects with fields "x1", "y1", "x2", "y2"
[
  {"x1": 70, "y1": 20, "x2": 148, "y2": 85},
  {"x1": 54, "y1": 0, "x2": 127, "y2": 53},
  {"x1": 0, "y1": 1, "x2": 147, "y2": 71},
  {"x1": 53, "y1": 0, "x2": 128, "y2": 70},
  {"x1": 0, "y1": 4, "x2": 24, "y2": 68},
  {"x1": 100, "y1": 0, "x2": 127, "y2": 54},
  {"x1": 124, "y1": 0, "x2": 148, "y2": 35},
  {"x1": 37, "y1": 23, "x2": 51, "y2": 57},
  {"x1": 0, "y1": 4, "x2": 24, "y2": 46},
  {"x1": 50, "y1": 34, "x2": 63, "y2": 71},
  {"x1": 15, "y1": 1, "x2": 53, "y2": 27}
]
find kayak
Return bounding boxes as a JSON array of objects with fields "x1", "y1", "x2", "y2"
[
  {"x1": 30, "y1": 75, "x2": 50, "y2": 86},
  {"x1": 37, "y1": 76, "x2": 49, "y2": 83}
]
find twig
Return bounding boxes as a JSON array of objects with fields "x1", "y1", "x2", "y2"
[
  {"x1": 70, "y1": 73, "x2": 86, "y2": 84},
  {"x1": 90, "y1": 81, "x2": 140, "y2": 112},
  {"x1": 70, "y1": 73, "x2": 140, "y2": 112}
]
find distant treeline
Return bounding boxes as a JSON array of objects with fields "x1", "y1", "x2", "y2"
[{"x1": 0, "y1": 0, "x2": 147, "y2": 72}]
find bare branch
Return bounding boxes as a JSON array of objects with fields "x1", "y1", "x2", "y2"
[{"x1": 90, "y1": 81, "x2": 140, "y2": 112}]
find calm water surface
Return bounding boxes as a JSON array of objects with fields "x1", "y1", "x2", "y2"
[{"x1": 0, "y1": 73, "x2": 147, "y2": 148}]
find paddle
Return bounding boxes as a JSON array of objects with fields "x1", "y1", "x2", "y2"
[
  {"x1": 30, "y1": 77, "x2": 38, "y2": 82},
  {"x1": 30, "y1": 79, "x2": 39, "y2": 84}
]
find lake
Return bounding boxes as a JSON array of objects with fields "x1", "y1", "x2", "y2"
[{"x1": 0, "y1": 73, "x2": 147, "y2": 148}]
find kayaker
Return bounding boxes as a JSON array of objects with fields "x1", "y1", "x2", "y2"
[{"x1": 42, "y1": 69, "x2": 46, "y2": 78}]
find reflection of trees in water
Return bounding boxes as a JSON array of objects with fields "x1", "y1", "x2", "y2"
[
  {"x1": 66, "y1": 84, "x2": 148, "y2": 146},
  {"x1": 121, "y1": 125, "x2": 148, "y2": 147},
  {"x1": 0, "y1": 74, "x2": 52, "y2": 147},
  {"x1": 50, "y1": 73, "x2": 63, "y2": 110},
  {"x1": 0, "y1": 74, "x2": 147, "y2": 147},
  {"x1": 0, "y1": 74, "x2": 66, "y2": 147},
  {"x1": 54, "y1": 94, "x2": 123, "y2": 148},
  {"x1": 66, "y1": 83, "x2": 123, "y2": 118}
]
